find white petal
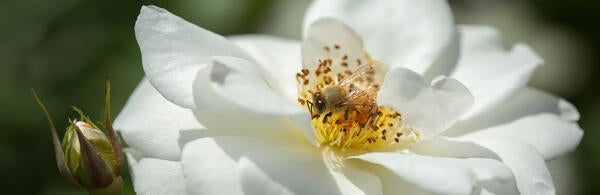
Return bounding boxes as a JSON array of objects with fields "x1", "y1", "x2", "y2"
[
  {"x1": 129, "y1": 157, "x2": 187, "y2": 195},
  {"x1": 206, "y1": 63, "x2": 303, "y2": 115},
  {"x1": 465, "y1": 159, "x2": 519, "y2": 194},
  {"x1": 229, "y1": 35, "x2": 302, "y2": 102},
  {"x1": 135, "y1": 5, "x2": 255, "y2": 108},
  {"x1": 377, "y1": 67, "x2": 474, "y2": 138},
  {"x1": 302, "y1": 18, "x2": 365, "y2": 72},
  {"x1": 238, "y1": 157, "x2": 294, "y2": 195},
  {"x1": 408, "y1": 136, "x2": 498, "y2": 158},
  {"x1": 290, "y1": 113, "x2": 317, "y2": 146},
  {"x1": 180, "y1": 136, "x2": 306, "y2": 195},
  {"x1": 464, "y1": 137, "x2": 555, "y2": 194},
  {"x1": 304, "y1": 0, "x2": 454, "y2": 74},
  {"x1": 364, "y1": 162, "x2": 430, "y2": 195},
  {"x1": 114, "y1": 79, "x2": 203, "y2": 160},
  {"x1": 125, "y1": 148, "x2": 144, "y2": 166},
  {"x1": 239, "y1": 148, "x2": 383, "y2": 195},
  {"x1": 413, "y1": 132, "x2": 567, "y2": 194},
  {"x1": 179, "y1": 108, "x2": 312, "y2": 146},
  {"x1": 450, "y1": 25, "x2": 543, "y2": 119},
  {"x1": 547, "y1": 156, "x2": 581, "y2": 195},
  {"x1": 445, "y1": 87, "x2": 580, "y2": 136},
  {"x1": 180, "y1": 137, "x2": 262, "y2": 195},
  {"x1": 135, "y1": 6, "x2": 311, "y2": 147},
  {"x1": 329, "y1": 164, "x2": 382, "y2": 195},
  {"x1": 406, "y1": 137, "x2": 525, "y2": 193},
  {"x1": 301, "y1": 18, "x2": 390, "y2": 86},
  {"x1": 459, "y1": 114, "x2": 583, "y2": 160},
  {"x1": 182, "y1": 136, "x2": 379, "y2": 195},
  {"x1": 351, "y1": 153, "x2": 517, "y2": 194},
  {"x1": 190, "y1": 59, "x2": 316, "y2": 145},
  {"x1": 237, "y1": 148, "x2": 341, "y2": 195},
  {"x1": 423, "y1": 31, "x2": 461, "y2": 82}
]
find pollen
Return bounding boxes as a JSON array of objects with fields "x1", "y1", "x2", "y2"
[
  {"x1": 312, "y1": 106, "x2": 421, "y2": 149},
  {"x1": 296, "y1": 44, "x2": 420, "y2": 149}
]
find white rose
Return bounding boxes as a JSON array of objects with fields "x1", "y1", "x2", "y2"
[{"x1": 115, "y1": 1, "x2": 583, "y2": 194}]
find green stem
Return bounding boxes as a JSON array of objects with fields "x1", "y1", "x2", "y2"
[{"x1": 87, "y1": 176, "x2": 122, "y2": 195}]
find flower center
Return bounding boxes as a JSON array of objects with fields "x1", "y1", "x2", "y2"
[{"x1": 296, "y1": 44, "x2": 420, "y2": 149}]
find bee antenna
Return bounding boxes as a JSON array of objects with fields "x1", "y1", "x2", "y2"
[{"x1": 306, "y1": 100, "x2": 314, "y2": 115}]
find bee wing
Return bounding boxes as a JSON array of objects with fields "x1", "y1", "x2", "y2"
[
  {"x1": 335, "y1": 63, "x2": 379, "y2": 111},
  {"x1": 336, "y1": 63, "x2": 377, "y2": 88},
  {"x1": 337, "y1": 87, "x2": 376, "y2": 107}
]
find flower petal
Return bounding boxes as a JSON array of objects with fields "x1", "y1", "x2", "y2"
[
  {"x1": 181, "y1": 136, "x2": 379, "y2": 195},
  {"x1": 302, "y1": 18, "x2": 364, "y2": 72},
  {"x1": 301, "y1": 18, "x2": 390, "y2": 84},
  {"x1": 377, "y1": 67, "x2": 474, "y2": 138},
  {"x1": 459, "y1": 114, "x2": 583, "y2": 160},
  {"x1": 239, "y1": 148, "x2": 384, "y2": 195},
  {"x1": 304, "y1": 0, "x2": 454, "y2": 74},
  {"x1": 136, "y1": 6, "x2": 313, "y2": 144},
  {"x1": 180, "y1": 137, "x2": 265, "y2": 195},
  {"x1": 547, "y1": 156, "x2": 581, "y2": 195},
  {"x1": 408, "y1": 136, "x2": 498, "y2": 159},
  {"x1": 180, "y1": 136, "x2": 305, "y2": 195},
  {"x1": 445, "y1": 87, "x2": 580, "y2": 136},
  {"x1": 450, "y1": 25, "x2": 543, "y2": 119},
  {"x1": 330, "y1": 164, "x2": 383, "y2": 195},
  {"x1": 190, "y1": 60, "x2": 316, "y2": 145},
  {"x1": 237, "y1": 148, "x2": 341, "y2": 195},
  {"x1": 176, "y1": 116, "x2": 306, "y2": 151},
  {"x1": 351, "y1": 153, "x2": 517, "y2": 194},
  {"x1": 135, "y1": 5, "x2": 255, "y2": 108},
  {"x1": 407, "y1": 137, "x2": 525, "y2": 194},
  {"x1": 128, "y1": 156, "x2": 187, "y2": 195},
  {"x1": 229, "y1": 35, "x2": 302, "y2": 102},
  {"x1": 200, "y1": 61, "x2": 303, "y2": 115},
  {"x1": 464, "y1": 137, "x2": 555, "y2": 194},
  {"x1": 463, "y1": 159, "x2": 519, "y2": 195},
  {"x1": 423, "y1": 31, "x2": 461, "y2": 82},
  {"x1": 114, "y1": 79, "x2": 203, "y2": 160},
  {"x1": 363, "y1": 163, "x2": 430, "y2": 195}
]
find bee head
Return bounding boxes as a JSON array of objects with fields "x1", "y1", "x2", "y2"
[{"x1": 313, "y1": 92, "x2": 326, "y2": 114}]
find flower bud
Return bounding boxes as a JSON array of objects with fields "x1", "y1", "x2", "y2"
[
  {"x1": 32, "y1": 77, "x2": 123, "y2": 194},
  {"x1": 62, "y1": 110, "x2": 119, "y2": 189}
]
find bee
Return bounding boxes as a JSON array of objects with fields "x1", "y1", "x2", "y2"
[{"x1": 307, "y1": 64, "x2": 379, "y2": 125}]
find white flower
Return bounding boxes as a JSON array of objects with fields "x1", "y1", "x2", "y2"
[{"x1": 115, "y1": 1, "x2": 583, "y2": 195}]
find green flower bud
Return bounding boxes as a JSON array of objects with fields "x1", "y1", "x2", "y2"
[
  {"x1": 62, "y1": 110, "x2": 119, "y2": 190},
  {"x1": 32, "y1": 77, "x2": 123, "y2": 195}
]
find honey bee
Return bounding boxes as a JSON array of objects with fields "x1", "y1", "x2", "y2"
[{"x1": 307, "y1": 64, "x2": 379, "y2": 125}]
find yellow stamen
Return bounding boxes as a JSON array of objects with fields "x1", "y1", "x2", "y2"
[{"x1": 297, "y1": 44, "x2": 420, "y2": 149}]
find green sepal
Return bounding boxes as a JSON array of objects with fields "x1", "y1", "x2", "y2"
[
  {"x1": 72, "y1": 122, "x2": 115, "y2": 189},
  {"x1": 31, "y1": 89, "x2": 84, "y2": 189}
]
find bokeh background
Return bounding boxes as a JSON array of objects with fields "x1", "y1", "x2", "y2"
[{"x1": 1, "y1": 0, "x2": 598, "y2": 194}]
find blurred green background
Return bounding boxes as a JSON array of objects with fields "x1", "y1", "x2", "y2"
[{"x1": 0, "y1": 0, "x2": 597, "y2": 194}]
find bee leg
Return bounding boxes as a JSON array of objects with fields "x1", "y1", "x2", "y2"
[
  {"x1": 344, "y1": 109, "x2": 350, "y2": 121},
  {"x1": 323, "y1": 112, "x2": 333, "y2": 123},
  {"x1": 359, "y1": 121, "x2": 366, "y2": 128},
  {"x1": 371, "y1": 105, "x2": 379, "y2": 123},
  {"x1": 372, "y1": 112, "x2": 380, "y2": 125},
  {"x1": 354, "y1": 109, "x2": 367, "y2": 128},
  {"x1": 306, "y1": 100, "x2": 314, "y2": 115}
]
